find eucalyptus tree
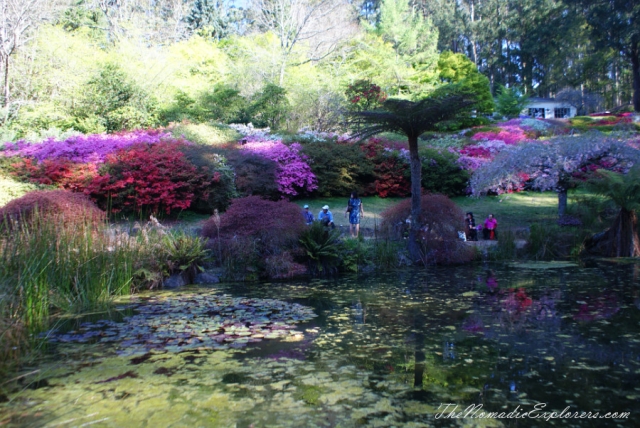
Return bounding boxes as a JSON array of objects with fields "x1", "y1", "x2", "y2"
[{"x1": 349, "y1": 87, "x2": 478, "y2": 260}]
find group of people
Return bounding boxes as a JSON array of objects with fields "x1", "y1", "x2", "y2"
[
  {"x1": 302, "y1": 192, "x2": 365, "y2": 238},
  {"x1": 464, "y1": 212, "x2": 498, "y2": 241}
]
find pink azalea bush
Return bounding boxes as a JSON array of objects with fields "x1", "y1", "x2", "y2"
[
  {"x1": 1, "y1": 129, "x2": 171, "y2": 164},
  {"x1": 241, "y1": 137, "x2": 317, "y2": 196},
  {"x1": 471, "y1": 125, "x2": 528, "y2": 145}
]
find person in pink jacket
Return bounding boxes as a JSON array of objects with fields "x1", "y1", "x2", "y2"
[{"x1": 483, "y1": 214, "x2": 498, "y2": 240}]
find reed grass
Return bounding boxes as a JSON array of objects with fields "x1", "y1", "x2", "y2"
[{"x1": 0, "y1": 209, "x2": 164, "y2": 382}]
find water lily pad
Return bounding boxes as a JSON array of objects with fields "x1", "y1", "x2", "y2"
[{"x1": 46, "y1": 290, "x2": 317, "y2": 354}]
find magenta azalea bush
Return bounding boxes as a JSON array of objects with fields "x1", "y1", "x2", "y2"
[
  {"x1": 1, "y1": 129, "x2": 171, "y2": 164},
  {"x1": 241, "y1": 137, "x2": 317, "y2": 196}
]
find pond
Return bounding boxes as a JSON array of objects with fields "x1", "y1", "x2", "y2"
[{"x1": 2, "y1": 261, "x2": 640, "y2": 427}]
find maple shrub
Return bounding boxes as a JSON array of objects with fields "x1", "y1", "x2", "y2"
[
  {"x1": 86, "y1": 142, "x2": 217, "y2": 214},
  {"x1": 0, "y1": 190, "x2": 105, "y2": 229},
  {"x1": 380, "y1": 194, "x2": 475, "y2": 265}
]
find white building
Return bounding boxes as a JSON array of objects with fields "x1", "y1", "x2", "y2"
[{"x1": 524, "y1": 97, "x2": 578, "y2": 119}]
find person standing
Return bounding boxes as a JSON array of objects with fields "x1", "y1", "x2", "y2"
[
  {"x1": 483, "y1": 214, "x2": 498, "y2": 240},
  {"x1": 302, "y1": 204, "x2": 314, "y2": 225},
  {"x1": 465, "y1": 212, "x2": 478, "y2": 241},
  {"x1": 318, "y1": 205, "x2": 335, "y2": 228},
  {"x1": 345, "y1": 191, "x2": 365, "y2": 238}
]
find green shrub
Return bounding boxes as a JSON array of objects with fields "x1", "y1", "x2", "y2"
[
  {"x1": 339, "y1": 238, "x2": 373, "y2": 273},
  {"x1": 0, "y1": 174, "x2": 48, "y2": 207},
  {"x1": 73, "y1": 63, "x2": 158, "y2": 132},
  {"x1": 162, "y1": 231, "x2": 210, "y2": 283},
  {"x1": 200, "y1": 84, "x2": 250, "y2": 124},
  {"x1": 248, "y1": 83, "x2": 290, "y2": 130},
  {"x1": 298, "y1": 222, "x2": 342, "y2": 275},
  {"x1": 301, "y1": 142, "x2": 375, "y2": 197},
  {"x1": 434, "y1": 116, "x2": 491, "y2": 132},
  {"x1": 419, "y1": 148, "x2": 470, "y2": 196}
]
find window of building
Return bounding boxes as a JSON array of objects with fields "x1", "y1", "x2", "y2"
[
  {"x1": 554, "y1": 107, "x2": 570, "y2": 118},
  {"x1": 529, "y1": 108, "x2": 545, "y2": 118}
]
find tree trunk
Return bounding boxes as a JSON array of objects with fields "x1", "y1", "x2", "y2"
[
  {"x1": 408, "y1": 135, "x2": 422, "y2": 261},
  {"x1": 631, "y1": 41, "x2": 640, "y2": 112},
  {"x1": 557, "y1": 187, "x2": 567, "y2": 218},
  {"x1": 2, "y1": 55, "x2": 9, "y2": 108},
  {"x1": 585, "y1": 209, "x2": 640, "y2": 257}
]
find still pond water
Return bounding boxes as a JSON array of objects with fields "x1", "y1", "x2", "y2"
[{"x1": 3, "y1": 261, "x2": 640, "y2": 427}]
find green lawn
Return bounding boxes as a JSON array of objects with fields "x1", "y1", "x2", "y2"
[
  {"x1": 293, "y1": 196, "x2": 403, "y2": 229},
  {"x1": 452, "y1": 191, "x2": 559, "y2": 230},
  {"x1": 296, "y1": 191, "x2": 564, "y2": 231}
]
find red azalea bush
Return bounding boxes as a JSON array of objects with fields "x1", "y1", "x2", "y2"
[
  {"x1": 202, "y1": 196, "x2": 305, "y2": 248},
  {"x1": 86, "y1": 141, "x2": 216, "y2": 214},
  {"x1": 11, "y1": 157, "x2": 98, "y2": 192},
  {"x1": 0, "y1": 190, "x2": 105, "y2": 228},
  {"x1": 361, "y1": 139, "x2": 410, "y2": 197},
  {"x1": 380, "y1": 194, "x2": 475, "y2": 265}
]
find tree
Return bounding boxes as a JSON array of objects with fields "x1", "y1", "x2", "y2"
[
  {"x1": 555, "y1": 87, "x2": 603, "y2": 116},
  {"x1": 249, "y1": 0, "x2": 356, "y2": 85},
  {"x1": 436, "y1": 51, "x2": 494, "y2": 113},
  {"x1": 495, "y1": 85, "x2": 528, "y2": 118},
  {"x1": 349, "y1": 87, "x2": 478, "y2": 260},
  {"x1": 581, "y1": 0, "x2": 640, "y2": 111},
  {"x1": 186, "y1": 0, "x2": 245, "y2": 41},
  {"x1": 471, "y1": 132, "x2": 640, "y2": 217},
  {"x1": 585, "y1": 167, "x2": 640, "y2": 257},
  {"x1": 376, "y1": 0, "x2": 439, "y2": 94},
  {"x1": 0, "y1": 0, "x2": 51, "y2": 108}
]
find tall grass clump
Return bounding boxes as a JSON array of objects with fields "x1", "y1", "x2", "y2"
[
  {"x1": 488, "y1": 228, "x2": 517, "y2": 260},
  {"x1": 0, "y1": 191, "x2": 158, "y2": 379}
]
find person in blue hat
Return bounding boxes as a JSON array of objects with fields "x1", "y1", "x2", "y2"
[{"x1": 302, "y1": 204, "x2": 314, "y2": 225}]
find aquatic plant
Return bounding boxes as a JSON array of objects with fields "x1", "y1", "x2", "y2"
[{"x1": 48, "y1": 291, "x2": 317, "y2": 355}]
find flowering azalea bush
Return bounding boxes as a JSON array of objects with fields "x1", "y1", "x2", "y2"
[
  {"x1": 1, "y1": 129, "x2": 170, "y2": 163},
  {"x1": 11, "y1": 158, "x2": 98, "y2": 192},
  {"x1": 240, "y1": 137, "x2": 317, "y2": 196},
  {"x1": 361, "y1": 138, "x2": 410, "y2": 197},
  {"x1": 86, "y1": 142, "x2": 217, "y2": 214}
]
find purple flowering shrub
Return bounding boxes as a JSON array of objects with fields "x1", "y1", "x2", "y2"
[
  {"x1": 1, "y1": 129, "x2": 172, "y2": 164},
  {"x1": 240, "y1": 137, "x2": 317, "y2": 196}
]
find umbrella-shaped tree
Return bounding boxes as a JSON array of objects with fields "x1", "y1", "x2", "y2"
[
  {"x1": 471, "y1": 132, "x2": 640, "y2": 217},
  {"x1": 348, "y1": 86, "x2": 478, "y2": 260}
]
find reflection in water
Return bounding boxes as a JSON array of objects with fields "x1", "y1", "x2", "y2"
[{"x1": 2, "y1": 261, "x2": 640, "y2": 427}]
